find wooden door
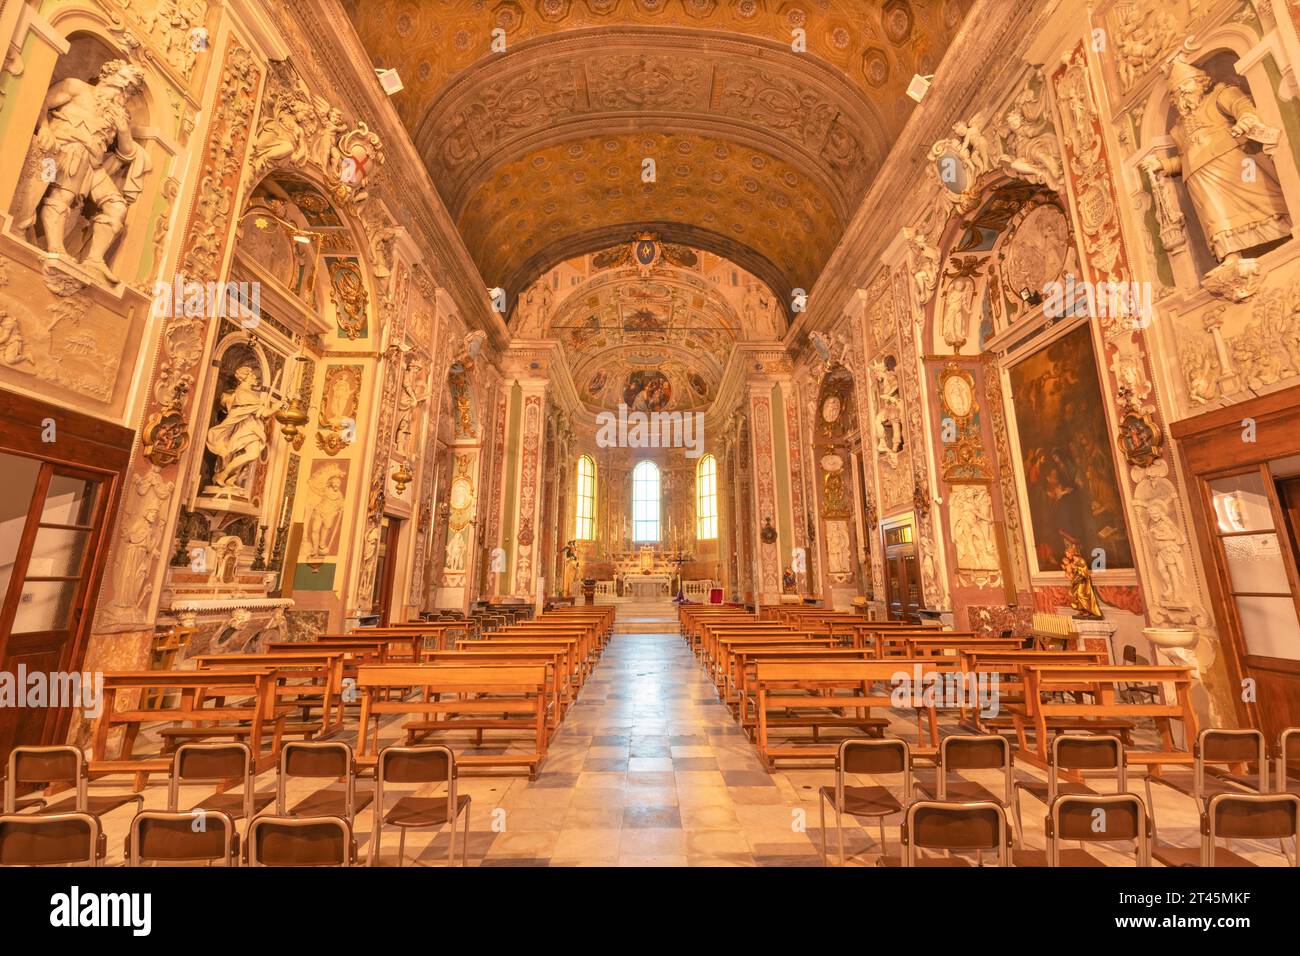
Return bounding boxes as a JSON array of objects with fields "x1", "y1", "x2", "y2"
[
  {"x1": 370, "y1": 516, "x2": 401, "y2": 625},
  {"x1": 0, "y1": 389, "x2": 132, "y2": 762},
  {"x1": 0, "y1": 460, "x2": 114, "y2": 757},
  {"x1": 1197, "y1": 467, "x2": 1300, "y2": 741},
  {"x1": 886, "y1": 553, "x2": 920, "y2": 622}
]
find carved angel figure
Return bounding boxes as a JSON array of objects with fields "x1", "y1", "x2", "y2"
[
  {"x1": 12, "y1": 60, "x2": 151, "y2": 284},
  {"x1": 249, "y1": 88, "x2": 318, "y2": 172},
  {"x1": 997, "y1": 84, "x2": 1063, "y2": 193}
]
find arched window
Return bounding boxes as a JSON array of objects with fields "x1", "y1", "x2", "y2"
[
  {"x1": 574, "y1": 455, "x2": 596, "y2": 541},
  {"x1": 696, "y1": 454, "x2": 718, "y2": 540},
  {"x1": 632, "y1": 460, "x2": 660, "y2": 542}
]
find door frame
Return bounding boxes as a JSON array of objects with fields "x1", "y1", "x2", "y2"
[
  {"x1": 0, "y1": 387, "x2": 133, "y2": 754},
  {"x1": 1171, "y1": 384, "x2": 1300, "y2": 733}
]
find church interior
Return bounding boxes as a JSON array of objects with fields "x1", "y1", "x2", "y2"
[{"x1": 2, "y1": 0, "x2": 1300, "y2": 880}]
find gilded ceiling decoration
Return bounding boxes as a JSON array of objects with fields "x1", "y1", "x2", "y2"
[
  {"x1": 538, "y1": 245, "x2": 745, "y2": 411},
  {"x1": 460, "y1": 130, "x2": 842, "y2": 300},
  {"x1": 343, "y1": 0, "x2": 974, "y2": 304}
]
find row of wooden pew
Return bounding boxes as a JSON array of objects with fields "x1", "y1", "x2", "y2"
[
  {"x1": 85, "y1": 606, "x2": 615, "y2": 787},
  {"x1": 678, "y1": 603, "x2": 1201, "y2": 776}
]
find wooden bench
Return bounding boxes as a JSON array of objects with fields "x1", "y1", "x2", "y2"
[
  {"x1": 459, "y1": 636, "x2": 583, "y2": 692},
  {"x1": 1011, "y1": 664, "x2": 1199, "y2": 774},
  {"x1": 954, "y1": 649, "x2": 1105, "y2": 734},
  {"x1": 752, "y1": 659, "x2": 964, "y2": 768},
  {"x1": 192, "y1": 651, "x2": 347, "y2": 737},
  {"x1": 354, "y1": 663, "x2": 550, "y2": 778},
  {"x1": 730, "y1": 647, "x2": 880, "y2": 723},
  {"x1": 420, "y1": 648, "x2": 569, "y2": 724},
  {"x1": 90, "y1": 668, "x2": 284, "y2": 789}
]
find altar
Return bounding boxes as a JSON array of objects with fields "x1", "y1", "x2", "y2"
[{"x1": 625, "y1": 574, "x2": 672, "y2": 599}]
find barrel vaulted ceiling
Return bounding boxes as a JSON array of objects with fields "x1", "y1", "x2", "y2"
[{"x1": 342, "y1": 0, "x2": 974, "y2": 311}]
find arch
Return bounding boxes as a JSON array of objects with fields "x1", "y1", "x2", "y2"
[
  {"x1": 696, "y1": 454, "x2": 718, "y2": 541},
  {"x1": 575, "y1": 454, "x2": 597, "y2": 541},
  {"x1": 632, "y1": 460, "x2": 661, "y2": 542}
]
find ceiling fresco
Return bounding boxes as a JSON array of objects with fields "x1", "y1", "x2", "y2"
[
  {"x1": 342, "y1": 0, "x2": 974, "y2": 304},
  {"x1": 533, "y1": 244, "x2": 751, "y2": 412}
]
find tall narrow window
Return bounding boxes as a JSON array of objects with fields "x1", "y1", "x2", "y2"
[
  {"x1": 632, "y1": 460, "x2": 660, "y2": 542},
  {"x1": 574, "y1": 455, "x2": 596, "y2": 541},
  {"x1": 696, "y1": 454, "x2": 718, "y2": 540}
]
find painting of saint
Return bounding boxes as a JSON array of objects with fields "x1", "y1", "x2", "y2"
[
  {"x1": 688, "y1": 372, "x2": 709, "y2": 399},
  {"x1": 1008, "y1": 324, "x2": 1133, "y2": 572},
  {"x1": 624, "y1": 369, "x2": 672, "y2": 412},
  {"x1": 586, "y1": 369, "x2": 608, "y2": 399}
]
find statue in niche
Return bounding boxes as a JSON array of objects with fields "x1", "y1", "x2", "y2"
[
  {"x1": 870, "y1": 357, "x2": 905, "y2": 458},
  {"x1": 110, "y1": 505, "x2": 161, "y2": 619},
  {"x1": 950, "y1": 485, "x2": 1000, "y2": 572},
  {"x1": 514, "y1": 281, "x2": 553, "y2": 338},
  {"x1": 205, "y1": 365, "x2": 275, "y2": 492},
  {"x1": 12, "y1": 60, "x2": 151, "y2": 285},
  {"x1": 1139, "y1": 56, "x2": 1290, "y2": 295},
  {"x1": 940, "y1": 275, "x2": 976, "y2": 350},
  {"x1": 742, "y1": 280, "x2": 779, "y2": 339}
]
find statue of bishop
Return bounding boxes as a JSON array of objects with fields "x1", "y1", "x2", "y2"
[{"x1": 1140, "y1": 58, "x2": 1291, "y2": 269}]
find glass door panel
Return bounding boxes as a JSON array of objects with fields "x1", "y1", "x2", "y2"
[{"x1": 0, "y1": 454, "x2": 42, "y2": 603}]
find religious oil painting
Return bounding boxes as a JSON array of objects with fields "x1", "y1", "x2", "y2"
[{"x1": 1007, "y1": 323, "x2": 1133, "y2": 573}]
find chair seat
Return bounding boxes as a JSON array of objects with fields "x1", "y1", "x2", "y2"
[
  {"x1": 878, "y1": 855, "x2": 974, "y2": 867},
  {"x1": 43, "y1": 793, "x2": 145, "y2": 817},
  {"x1": 193, "y1": 791, "x2": 276, "y2": 820},
  {"x1": 1148, "y1": 770, "x2": 1256, "y2": 801},
  {"x1": 288, "y1": 788, "x2": 375, "y2": 819},
  {"x1": 385, "y1": 794, "x2": 471, "y2": 828},
  {"x1": 915, "y1": 773, "x2": 1005, "y2": 806},
  {"x1": 1153, "y1": 844, "x2": 1261, "y2": 867},
  {"x1": 819, "y1": 785, "x2": 901, "y2": 818},
  {"x1": 1014, "y1": 779, "x2": 1095, "y2": 805},
  {"x1": 1012, "y1": 848, "x2": 1106, "y2": 867}
]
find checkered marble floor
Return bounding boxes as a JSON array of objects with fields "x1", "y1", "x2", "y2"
[{"x1": 82, "y1": 602, "x2": 1283, "y2": 866}]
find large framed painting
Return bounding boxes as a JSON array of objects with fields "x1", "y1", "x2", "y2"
[{"x1": 1007, "y1": 323, "x2": 1133, "y2": 573}]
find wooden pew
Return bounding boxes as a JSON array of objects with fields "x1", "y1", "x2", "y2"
[
  {"x1": 422, "y1": 647, "x2": 569, "y2": 723},
  {"x1": 315, "y1": 633, "x2": 422, "y2": 662},
  {"x1": 458, "y1": 636, "x2": 583, "y2": 693},
  {"x1": 710, "y1": 635, "x2": 835, "y2": 698},
  {"x1": 355, "y1": 621, "x2": 474, "y2": 653},
  {"x1": 90, "y1": 669, "x2": 283, "y2": 789},
  {"x1": 954, "y1": 649, "x2": 1105, "y2": 734},
  {"x1": 730, "y1": 647, "x2": 880, "y2": 723},
  {"x1": 192, "y1": 651, "x2": 347, "y2": 737},
  {"x1": 1011, "y1": 664, "x2": 1199, "y2": 774},
  {"x1": 354, "y1": 663, "x2": 550, "y2": 778},
  {"x1": 752, "y1": 658, "x2": 965, "y2": 768}
]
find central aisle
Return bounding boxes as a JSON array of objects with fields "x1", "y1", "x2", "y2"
[{"x1": 452, "y1": 601, "x2": 832, "y2": 866}]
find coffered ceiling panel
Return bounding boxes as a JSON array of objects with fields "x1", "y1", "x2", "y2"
[{"x1": 343, "y1": 0, "x2": 974, "y2": 302}]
